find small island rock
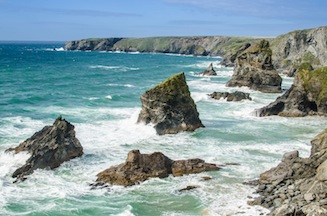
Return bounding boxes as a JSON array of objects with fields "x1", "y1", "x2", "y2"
[
  {"x1": 198, "y1": 63, "x2": 217, "y2": 76},
  {"x1": 137, "y1": 72, "x2": 204, "y2": 135},
  {"x1": 6, "y1": 116, "x2": 83, "y2": 180},
  {"x1": 226, "y1": 40, "x2": 282, "y2": 93},
  {"x1": 209, "y1": 91, "x2": 252, "y2": 102},
  {"x1": 96, "y1": 150, "x2": 219, "y2": 186}
]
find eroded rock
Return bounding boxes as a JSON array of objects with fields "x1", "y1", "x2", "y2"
[
  {"x1": 6, "y1": 116, "x2": 83, "y2": 180},
  {"x1": 137, "y1": 72, "x2": 204, "y2": 135},
  {"x1": 209, "y1": 91, "x2": 252, "y2": 102}
]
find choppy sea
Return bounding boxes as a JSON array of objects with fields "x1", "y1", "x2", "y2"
[{"x1": 1, "y1": 42, "x2": 326, "y2": 216}]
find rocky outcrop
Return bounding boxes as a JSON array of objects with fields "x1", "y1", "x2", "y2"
[
  {"x1": 137, "y1": 72, "x2": 204, "y2": 135},
  {"x1": 226, "y1": 40, "x2": 282, "y2": 93},
  {"x1": 287, "y1": 62, "x2": 314, "y2": 77},
  {"x1": 198, "y1": 63, "x2": 217, "y2": 76},
  {"x1": 257, "y1": 66, "x2": 327, "y2": 117},
  {"x1": 271, "y1": 26, "x2": 327, "y2": 71},
  {"x1": 249, "y1": 128, "x2": 327, "y2": 215},
  {"x1": 64, "y1": 38, "x2": 122, "y2": 51},
  {"x1": 221, "y1": 43, "x2": 251, "y2": 67},
  {"x1": 209, "y1": 91, "x2": 252, "y2": 102},
  {"x1": 96, "y1": 150, "x2": 219, "y2": 186},
  {"x1": 6, "y1": 116, "x2": 83, "y2": 180}
]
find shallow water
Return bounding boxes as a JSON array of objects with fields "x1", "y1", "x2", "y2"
[{"x1": 0, "y1": 42, "x2": 326, "y2": 215}]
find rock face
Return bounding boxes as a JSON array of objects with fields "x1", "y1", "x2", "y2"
[
  {"x1": 226, "y1": 40, "x2": 282, "y2": 93},
  {"x1": 96, "y1": 150, "x2": 219, "y2": 186},
  {"x1": 209, "y1": 91, "x2": 252, "y2": 102},
  {"x1": 257, "y1": 66, "x2": 327, "y2": 117},
  {"x1": 137, "y1": 72, "x2": 204, "y2": 135},
  {"x1": 271, "y1": 26, "x2": 327, "y2": 71},
  {"x1": 221, "y1": 43, "x2": 251, "y2": 67},
  {"x1": 250, "y1": 128, "x2": 327, "y2": 215},
  {"x1": 64, "y1": 38, "x2": 123, "y2": 51},
  {"x1": 6, "y1": 116, "x2": 83, "y2": 179},
  {"x1": 198, "y1": 63, "x2": 217, "y2": 76}
]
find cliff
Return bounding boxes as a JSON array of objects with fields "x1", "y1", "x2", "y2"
[
  {"x1": 271, "y1": 26, "x2": 327, "y2": 71},
  {"x1": 64, "y1": 26, "x2": 327, "y2": 71},
  {"x1": 64, "y1": 36, "x2": 262, "y2": 57}
]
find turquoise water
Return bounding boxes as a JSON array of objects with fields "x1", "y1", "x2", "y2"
[{"x1": 1, "y1": 42, "x2": 326, "y2": 215}]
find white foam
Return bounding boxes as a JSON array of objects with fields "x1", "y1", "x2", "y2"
[
  {"x1": 89, "y1": 65, "x2": 140, "y2": 72},
  {"x1": 105, "y1": 95, "x2": 113, "y2": 99}
]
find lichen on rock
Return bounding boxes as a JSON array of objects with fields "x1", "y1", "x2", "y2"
[
  {"x1": 257, "y1": 66, "x2": 327, "y2": 117},
  {"x1": 137, "y1": 72, "x2": 204, "y2": 135}
]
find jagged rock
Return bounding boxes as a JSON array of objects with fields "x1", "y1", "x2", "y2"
[
  {"x1": 137, "y1": 72, "x2": 204, "y2": 135},
  {"x1": 96, "y1": 150, "x2": 219, "y2": 186},
  {"x1": 226, "y1": 40, "x2": 282, "y2": 93},
  {"x1": 178, "y1": 185, "x2": 199, "y2": 192},
  {"x1": 198, "y1": 63, "x2": 217, "y2": 76},
  {"x1": 221, "y1": 43, "x2": 251, "y2": 67},
  {"x1": 257, "y1": 66, "x2": 327, "y2": 117},
  {"x1": 250, "y1": 128, "x2": 327, "y2": 215},
  {"x1": 209, "y1": 91, "x2": 252, "y2": 102},
  {"x1": 6, "y1": 116, "x2": 83, "y2": 180},
  {"x1": 271, "y1": 26, "x2": 327, "y2": 71}
]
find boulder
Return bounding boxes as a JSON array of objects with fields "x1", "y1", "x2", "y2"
[
  {"x1": 226, "y1": 40, "x2": 282, "y2": 93},
  {"x1": 6, "y1": 116, "x2": 83, "y2": 180},
  {"x1": 137, "y1": 72, "x2": 204, "y2": 135},
  {"x1": 198, "y1": 63, "x2": 217, "y2": 76},
  {"x1": 208, "y1": 91, "x2": 252, "y2": 102},
  {"x1": 256, "y1": 66, "x2": 327, "y2": 117},
  {"x1": 250, "y1": 128, "x2": 327, "y2": 215},
  {"x1": 96, "y1": 150, "x2": 219, "y2": 186}
]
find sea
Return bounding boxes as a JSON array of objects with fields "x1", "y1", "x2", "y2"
[{"x1": 0, "y1": 42, "x2": 326, "y2": 216}]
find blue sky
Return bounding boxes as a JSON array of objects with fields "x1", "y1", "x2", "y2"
[{"x1": 0, "y1": 0, "x2": 326, "y2": 41}]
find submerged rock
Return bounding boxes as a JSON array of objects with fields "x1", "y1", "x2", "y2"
[
  {"x1": 226, "y1": 40, "x2": 282, "y2": 93},
  {"x1": 6, "y1": 116, "x2": 83, "y2": 180},
  {"x1": 198, "y1": 63, "x2": 217, "y2": 76},
  {"x1": 257, "y1": 66, "x2": 327, "y2": 117},
  {"x1": 209, "y1": 91, "x2": 252, "y2": 102},
  {"x1": 137, "y1": 72, "x2": 204, "y2": 135},
  {"x1": 96, "y1": 150, "x2": 219, "y2": 186},
  {"x1": 250, "y1": 128, "x2": 327, "y2": 215}
]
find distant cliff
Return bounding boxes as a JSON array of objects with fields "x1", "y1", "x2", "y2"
[
  {"x1": 64, "y1": 26, "x2": 327, "y2": 70},
  {"x1": 64, "y1": 36, "x2": 261, "y2": 57}
]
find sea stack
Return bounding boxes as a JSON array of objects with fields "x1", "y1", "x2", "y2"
[
  {"x1": 6, "y1": 116, "x2": 83, "y2": 180},
  {"x1": 96, "y1": 150, "x2": 219, "y2": 186},
  {"x1": 198, "y1": 63, "x2": 217, "y2": 76},
  {"x1": 257, "y1": 66, "x2": 327, "y2": 117},
  {"x1": 226, "y1": 40, "x2": 282, "y2": 93},
  {"x1": 137, "y1": 72, "x2": 204, "y2": 135}
]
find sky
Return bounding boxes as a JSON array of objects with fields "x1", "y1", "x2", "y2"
[{"x1": 0, "y1": 0, "x2": 326, "y2": 41}]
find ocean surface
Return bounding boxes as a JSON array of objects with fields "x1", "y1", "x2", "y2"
[{"x1": 1, "y1": 42, "x2": 326, "y2": 216}]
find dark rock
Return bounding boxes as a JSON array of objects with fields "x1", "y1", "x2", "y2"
[
  {"x1": 178, "y1": 185, "x2": 199, "y2": 192},
  {"x1": 172, "y1": 158, "x2": 219, "y2": 177},
  {"x1": 198, "y1": 63, "x2": 217, "y2": 76},
  {"x1": 256, "y1": 66, "x2": 327, "y2": 117},
  {"x1": 226, "y1": 40, "x2": 282, "y2": 93},
  {"x1": 137, "y1": 72, "x2": 204, "y2": 135},
  {"x1": 96, "y1": 150, "x2": 219, "y2": 186},
  {"x1": 201, "y1": 176, "x2": 212, "y2": 181},
  {"x1": 6, "y1": 116, "x2": 83, "y2": 180},
  {"x1": 209, "y1": 91, "x2": 252, "y2": 102}
]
